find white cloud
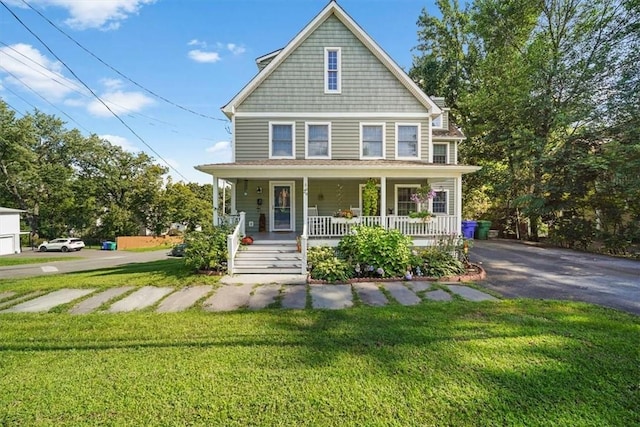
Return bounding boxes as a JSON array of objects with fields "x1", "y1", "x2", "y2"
[
  {"x1": 227, "y1": 43, "x2": 246, "y2": 56},
  {"x1": 100, "y1": 134, "x2": 138, "y2": 152},
  {"x1": 87, "y1": 89, "x2": 154, "y2": 117},
  {"x1": 100, "y1": 78, "x2": 124, "y2": 90},
  {"x1": 188, "y1": 49, "x2": 221, "y2": 63},
  {"x1": 188, "y1": 39, "x2": 207, "y2": 48},
  {"x1": 0, "y1": 43, "x2": 83, "y2": 100},
  {"x1": 35, "y1": 0, "x2": 157, "y2": 30},
  {"x1": 206, "y1": 141, "x2": 232, "y2": 162}
]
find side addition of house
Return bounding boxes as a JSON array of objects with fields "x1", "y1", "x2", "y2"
[{"x1": 196, "y1": 1, "x2": 480, "y2": 273}]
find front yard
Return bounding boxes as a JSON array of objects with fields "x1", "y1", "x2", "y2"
[{"x1": 0, "y1": 294, "x2": 638, "y2": 425}]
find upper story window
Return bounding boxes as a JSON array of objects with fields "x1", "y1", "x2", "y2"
[
  {"x1": 269, "y1": 122, "x2": 295, "y2": 159},
  {"x1": 396, "y1": 124, "x2": 420, "y2": 159},
  {"x1": 433, "y1": 143, "x2": 448, "y2": 164},
  {"x1": 324, "y1": 47, "x2": 341, "y2": 94},
  {"x1": 306, "y1": 122, "x2": 330, "y2": 158},
  {"x1": 432, "y1": 114, "x2": 443, "y2": 128},
  {"x1": 360, "y1": 123, "x2": 385, "y2": 159}
]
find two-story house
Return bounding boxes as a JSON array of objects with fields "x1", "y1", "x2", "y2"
[{"x1": 196, "y1": 1, "x2": 480, "y2": 274}]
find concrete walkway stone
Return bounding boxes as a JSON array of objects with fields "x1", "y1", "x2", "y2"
[
  {"x1": 2, "y1": 289, "x2": 95, "y2": 313},
  {"x1": 310, "y1": 284, "x2": 353, "y2": 309},
  {"x1": 425, "y1": 289, "x2": 453, "y2": 301},
  {"x1": 281, "y1": 285, "x2": 307, "y2": 309},
  {"x1": 108, "y1": 286, "x2": 174, "y2": 312},
  {"x1": 0, "y1": 291, "x2": 45, "y2": 310},
  {"x1": 382, "y1": 282, "x2": 421, "y2": 306},
  {"x1": 409, "y1": 281, "x2": 432, "y2": 292},
  {"x1": 221, "y1": 274, "x2": 306, "y2": 285},
  {"x1": 248, "y1": 284, "x2": 281, "y2": 310},
  {"x1": 203, "y1": 283, "x2": 253, "y2": 312},
  {"x1": 157, "y1": 285, "x2": 213, "y2": 313},
  {"x1": 0, "y1": 291, "x2": 16, "y2": 301},
  {"x1": 447, "y1": 285, "x2": 499, "y2": 302},
  {"x1": 70, "y1": 286, "x2": 135, "y2": 314},
  {"x1": 353, "y1": 282, "x2": 388, "y2": 306}
]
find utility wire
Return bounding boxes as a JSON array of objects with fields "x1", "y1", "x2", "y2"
[
  {"x1": 2, "y1": 95, "x2": 27, "y2": 117},
  {"x1": 1, "y1": 0, "x2": 189, "y2": 181},
  {"x1": 21, "y1": 0, "x2": 229, "y2": 123},
  {"x1": 1, "y1": 40, "x2": 220, "y2": 142},
  {"x1": 0, "y1": 65, "x2": 91, "y2": 132}
]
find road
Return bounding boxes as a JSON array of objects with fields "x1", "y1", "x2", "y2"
[
  {"x1": 470, "y1": 240, "x2": 640, "y2": 315},
  {"x1": 0, "y1": 249, "x2": 172, "y2": 279}
]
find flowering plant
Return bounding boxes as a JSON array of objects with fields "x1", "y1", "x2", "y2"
[
  {"x1": 334, "y1": 209, "x2": 356, "y2": 219},
  {"x1": 408, "y1": 211, "x2": 435, "y2": 220},
  {"x1": 410, "y1": 185, "x2": 436, "y2": 204}
]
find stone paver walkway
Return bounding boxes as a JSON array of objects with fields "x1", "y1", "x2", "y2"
[
  {"x1": 353, "y1": 282, "x2": 388, "y2": 306},
  {"x1": 248, "y1": 284, "x2": 281, "y2": 310},
  {"x1": 310, "y1": 284, "x2": 353, "y2": 310},
  {"x1": 2, "y1": 289, "x2": 95, "y2": 313},
  {"x1": 108, "y1": 286, "x2": 174, "y2": 313},
  {"x1": 383, "y1": 282, "x2": 422, "y2": 306},
  {"x1": 70, "y1": 286, "x2": 135, "y2": 314},
  {"x1": 0, "y1": 291, "x2": 16, "y2": 301},
  {"x1": 0, "y1": 282, "x2": 500, "y2": 314},
  {"x1": 203, "y1": 284, "x2": 253, "y2": 312},
  {"x1": 157, "y1": 285, "x2": 213, "y2": 313}
]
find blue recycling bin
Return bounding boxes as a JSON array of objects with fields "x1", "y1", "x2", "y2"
[
  {"x1": 102, "y1": 241, "x2": 116, "y2": 250},
  {"x1": 461, "y1": 220, "x2": 478, "y2": 239}
]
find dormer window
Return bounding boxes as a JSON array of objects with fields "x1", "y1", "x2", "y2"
[
  {"x1": 324, "y1": 47, "x2": 341, "y2": 94},
  {"x1": 432, "y1": 114, "x2": 443, "y2": 128}
]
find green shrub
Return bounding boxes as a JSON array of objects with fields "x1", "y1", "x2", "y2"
[
  {"x1": 416, "y1": 248, "x2": 465, "y2": 278},
  {"x1": 310, "y1": 257, "x2": 352, "y2": 283},
  {"x1": 338, "y1": 226, "x2": 412, "y2": 278},
  {"x1": 183, "y1": 226, "x2": 230, "y2": 271},
  {"x1": 307, "y1": 246, "x2": 336, "y2": 270}
]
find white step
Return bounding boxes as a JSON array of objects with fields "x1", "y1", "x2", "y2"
[
  {"x1": 236, "y1": 252, "x2": 301, "y2": 260},
  {"x1": 232, "y1": 242, "x2": 302, "y2": 275},
  {"x1": 234, "y1": 260, "x2": 302, "y2": 268},
  {"x1": 234, "y1": 267, "x2": 302, "y2": 274}
]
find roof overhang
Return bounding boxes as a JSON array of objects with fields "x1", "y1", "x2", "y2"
[
  {"x1": 221, "y1": 1, "x2": 441, "y2": 119},
  {"x1": 195, "y1": 160, "x2": 481, "y2": 180}
]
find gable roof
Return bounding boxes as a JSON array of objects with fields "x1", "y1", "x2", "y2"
[{"x1": 222, "y1": 1, "x2": 441, "y2": 118}]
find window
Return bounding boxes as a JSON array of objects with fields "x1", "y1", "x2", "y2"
[
  {"x1": 269, "y1": 122, "x2": 295, "y2": 159},
  {"x1": 432, "y1": 114, "x2": 443, "y2": 128},
  {"x1": 433, "y1": 143, "x2": 448, "y2": 164},
  {"x1": 324, "y1": 48, "x2": 341, "y2": 93},
  {"x1": 395, "y1": 186, "x2": 420, "y2": 216},
  {"x1": 361, "y1": 123, "x2": 384, "y2": 159},
  {"x1": 306, "y1": 123, "x2": 330, "y2": 158},
  {"x1": 431, "y1": 190, "x2": 448, "y2": 214},
  {"x1": 396, "y1": 124, "x2": 420, "y2": 158}
]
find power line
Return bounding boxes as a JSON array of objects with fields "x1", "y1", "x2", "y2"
[
  {"x1": 1, "y1": 0, "x2": 189, "y2": 181},
  {"x1": 0, "y1": 65, "x2": 91, "y2": 132},
  {"x1": 2, "y1": 96, "x2": 27, "y2": 117},
  {"x1": 1, "y1": 40, "x2": 221, "y2": 143},
  {"x1": 21, "y1": 0, "x2": 229, "y2": 123}
]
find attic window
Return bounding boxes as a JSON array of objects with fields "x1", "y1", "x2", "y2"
[{"x1": 324, "y1": 47, "x2": 341, "y2": 94}]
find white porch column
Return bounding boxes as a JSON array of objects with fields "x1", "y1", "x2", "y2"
[
  {"x1": 380, "y1": 176, "x2": 387, "y2": 229},
  {"x1": 212, "y1": 176, "x2": 219, "y2": 226},
  {"x1": 230, "y1": 180, "x2": 237, "y2": 214},
  {"x1": 456, "y1": 175, "x2": 463, "y2": 235},
  {"x1": 303, "y1": 176, "x2": 309, "y2": 233}
]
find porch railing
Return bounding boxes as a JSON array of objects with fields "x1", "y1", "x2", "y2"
[
  {"x1": 307, "y1": 215, "x2": 458, "y2": 238},
  {"x1": 226, "y1": 212, "x2": 245, "y2": 274},
  {"x1": 301, "y1": 223, "x2": 308, "y2": 275}
]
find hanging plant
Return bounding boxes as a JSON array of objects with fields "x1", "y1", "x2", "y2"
[{"x1": 362, "y1": 179, "x2": 379, "y2": 216}]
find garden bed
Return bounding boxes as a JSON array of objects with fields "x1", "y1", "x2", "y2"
[{"x1": 308, "y1": 263, "x2": 486, "y2": 284}]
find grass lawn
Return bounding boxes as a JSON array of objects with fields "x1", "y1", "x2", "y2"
[
  {"x1": 122, "y1": 245, "x2": 175, "y2": 253},
  {"x1": 0, "y1": 256, "x2": 83, "y2": 267},
  {"x1": 0, "y1": 259, "x2": 220, "y2": 294},
  {"x1": 0, "y1": 298, "x2": 638, "y2": 425}
]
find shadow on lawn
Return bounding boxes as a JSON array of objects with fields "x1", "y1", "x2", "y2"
[{"x1": 65, "y1": 259, "x2": 195, "y2": 280}]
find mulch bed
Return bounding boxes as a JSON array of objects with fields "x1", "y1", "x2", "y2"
[{"x1": 308, "y1": 263, "x2": 486, "y2": 284}]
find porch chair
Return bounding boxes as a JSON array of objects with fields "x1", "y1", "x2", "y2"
[{"x1": 350, "y1": 206, "x2": 361, "y2": 217}]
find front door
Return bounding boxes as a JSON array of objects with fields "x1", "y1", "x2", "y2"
[{"x1": 270, "y1": 181, "x2": 295, "y2": 231}]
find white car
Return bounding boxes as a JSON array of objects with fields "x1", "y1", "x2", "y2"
[{"x1": 38, "y1": 238, "x2": 85, "y2": 252}]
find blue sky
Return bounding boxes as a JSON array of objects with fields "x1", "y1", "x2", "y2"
[{"x1": 0, "y1": 0, "x2": 437, "y2": 184}]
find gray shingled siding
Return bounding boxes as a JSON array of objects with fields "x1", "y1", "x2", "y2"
[
  {"x1": 235, "y1": 117, "x2": 434, "y2": 162},
  {"x1": 443, "y1": 110, "x2": 449, "y2": 129},
  {"x1": 239, "y1": 15, "x2": 427, "y2": 113},
  {"x1": 235, "y1": 178, "x2": 457, "y2": 233}
]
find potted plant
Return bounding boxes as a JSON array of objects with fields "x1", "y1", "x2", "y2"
[
  {"x1": 241, "y1": 235, "x2": 254, "y2": 245},
  {"x1": 331, "y1": 209, "x2": 360, "y2": 224},
  {"x1": 408, "y1": 211, "x2": 435, "y2": 223}
]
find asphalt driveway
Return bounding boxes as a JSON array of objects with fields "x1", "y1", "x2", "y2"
[
  {"x1": 470, "y1": 240, "x2": 640, "y2": 315},
  {"x1": 0, "y1": 249, "x2": 172, "y2": 279}
]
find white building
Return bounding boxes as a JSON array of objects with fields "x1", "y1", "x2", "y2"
[{"x1": 0, "y1": 207, "x2": 26, "y2": 256}]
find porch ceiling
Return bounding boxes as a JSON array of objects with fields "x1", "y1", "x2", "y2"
[{"x1": 195, "y1": 159, "x2": 481, "y2": 179}]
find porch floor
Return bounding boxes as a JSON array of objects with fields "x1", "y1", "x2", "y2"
[{"x1": 249, "y1": 232, "x2": 298, "y2": 242}]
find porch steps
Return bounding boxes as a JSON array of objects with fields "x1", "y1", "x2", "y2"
[{"x1": 233, "y1": 241, "x2": 302, "y2": 274}]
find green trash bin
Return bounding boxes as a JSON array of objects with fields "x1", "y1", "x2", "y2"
[
  {"x1": 475, "y1": 220, "x2": 492, "y2": 240},
  {"x1": 108, "y1": 242, "x2": 117, "y2": 250}
]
